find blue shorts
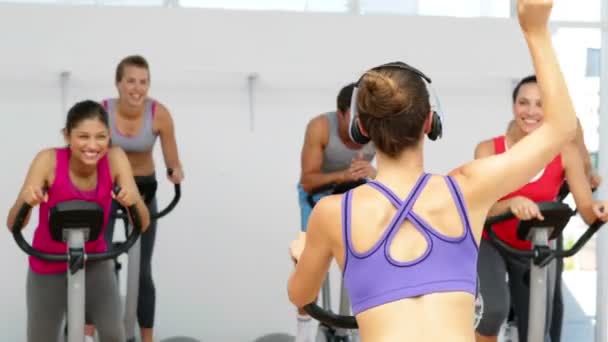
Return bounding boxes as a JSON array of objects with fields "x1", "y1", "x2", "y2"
[{"x1": 297, "y1": 184, "x2": 331, "y2": 232}]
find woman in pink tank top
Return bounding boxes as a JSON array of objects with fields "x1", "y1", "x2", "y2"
[
  {"x1": 288, "y1": 2, "x2": 607, "y2": 342},
  {"x1": 6, "y1": 100, "x2": 150, "y2": 342}
]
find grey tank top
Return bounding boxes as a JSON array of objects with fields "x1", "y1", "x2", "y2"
[
  {"x1": 102, "y1": 98, "x2": 158, "y2": 153},
  {"x1": 322, "y1": 111, "x2": 375, "y2": 173}
]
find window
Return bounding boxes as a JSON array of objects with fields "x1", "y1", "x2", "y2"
[
  {"x1": 551, "y1": 0, "x2": 600, "y2": 22},
  {"x1": 417, "y1": 0, "x2": 510, "y2": 18},
  {"x1": 179, "y1": 0, "x2": 347, "y2": 12}
]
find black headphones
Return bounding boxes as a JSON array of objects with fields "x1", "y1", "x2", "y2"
[{"x1": 348, "y1": 61, "x2": 443, "y2": 145}]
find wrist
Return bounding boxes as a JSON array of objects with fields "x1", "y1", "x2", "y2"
[
  {"x1": 524, "y1": 28, "x2": 551, "y2": 40},
  {"x1": 336, "y1": 170, "x2": 347, "y2": 184}
]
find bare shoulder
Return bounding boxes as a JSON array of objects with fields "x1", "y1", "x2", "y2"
[
  {"x1": 108, "y1": 146, "x2": 127, "y2": 160},
  {"x1": 107, "y1": 146, "x2": 129, "y2": 170},
  {"x1": 153, "y1": 100, "x2": 171, "y2": 119},
  {"x1": 307, "y1": 114, "x2": 330, "y2": 133},
  {"x1": 304, "y1": 114, "x2": 330, "y2": 144},
  {"x1": 35, "y1": 148, "x2": 56, "y2": 162},
  {"x1": 474, "y1": 138, "x2": 495, "y2": 159},
  {"x1": 27, "y1": 148, "x2": 57, "y2": 185},
  {"x1": 313, "y1": 194, "x2": 342, "y2": 215},
  {"x1": 308, "y1": 194, "x2": 343, "y2": 237},
  {"x1": 33, "y1": 148, "x2": 56, "y2": 172}
]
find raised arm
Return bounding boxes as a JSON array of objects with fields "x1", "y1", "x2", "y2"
[
  {"x1": 454, "y1": 0, "x2": 577, "y2": 212},
  {"x1": 109, "y1": 147, "x2": 151, "y2": 231},
  {"x1": 7, "y1": 149, "x2": 53, "y2": 230},
  {"x1": 155, "y1": 102, "x2": 184, "y2": 184}
]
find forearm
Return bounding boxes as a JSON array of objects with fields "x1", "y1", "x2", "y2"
[
  {"x1": 488, "y1": 198, "x2": 516, "y2": 217},
  {"x1": 162, "y1": 145, "x2": 182, "y2": 171},
  {"x1": 7, "y1": 199, "x2": 30, "y2": 230},
  {"x1": 131, "y1": 198, "x2": 150, "y2": 232},
  {"x1": 578, "y1": 204, "x2": 597, "y2": 225},
  {"x1": 300, "y1": 171, "x2": 345, "y2": 193}
]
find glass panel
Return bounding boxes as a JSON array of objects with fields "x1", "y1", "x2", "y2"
[
  {"x1": 179, "y1": 0, "x2": 347, "y2": 12},
  {"x1": 360, "y1": 0, "x2": 417, "y2": 15},
  {"x1": 101, "y1": 0, "x2": 164, "y2": 5},
  {"x1": 0, "y1": 0, "x2": 164, "y2": 5},
  {"x1": 551, "y1": 0, "x2": 600, "y2": 22},
  {"x1": 417, "y1": 0, "x2": 510, "y2": 18},
  {"x1": 552, "y1": 27, "x2": 601, "y2": 342}
]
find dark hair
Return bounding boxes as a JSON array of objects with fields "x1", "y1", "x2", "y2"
[
  {"x1": 337, "y1": 83, "x2": 356, "y2": 113},
  {"x1": 356, "y1": 68, "x2": 430, "y2": 158},
  {"x1": 512, "y1": 75, "x2": 537, "y2": 103},
  {"x1": 65, "y1": 100, "x2": 109, "y2": 134},
  {"x1": 115, "y1": 55, "x2": 150, "y2": 83}
]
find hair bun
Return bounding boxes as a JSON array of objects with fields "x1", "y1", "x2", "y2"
[{"x1": 357, "y1": 71, "x2": 407, "y2": 118}]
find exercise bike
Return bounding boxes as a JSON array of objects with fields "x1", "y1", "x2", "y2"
[
  {"x1": 253, "y1": 180, "x2": 366, "y2": 342},
  {"x1": 110, "y1": 169, "x2": 190, "y2": 342},
  {"x1": 484, "y1": 200, "x2": 605, "y2": 342},
  {"x1": 496, "y1": 183, "x2": 596, "y2": 342},
  {"x1": 12, "y1": 187, "x2": 142, "y2": 342}
]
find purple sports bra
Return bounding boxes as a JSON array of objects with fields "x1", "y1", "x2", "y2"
[{"x1": 342, "y1": 173, "x2": 478, "y2": 315}]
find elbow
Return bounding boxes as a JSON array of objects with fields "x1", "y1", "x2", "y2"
[
  {"x1": 580, "y1": 207, "x2": 597, "y2": 226},
  {"x1": 142, "y1": 212, "x2": 151, "y2": 232},
  {"x1": 582, "y1": 214, "x2": 596, "y2": 226},
  {"x1": 142, "y1": 218, "x2": 151, "y2": 232},
  {"x1": 288, "y1": 293, "x2": 308, "y2": 311},
  {"x1": 300, "y1": 180, "x2": 314, "y2": 194},
  {"x1": 287, "y1": 277, "x2": 300, "y2": 308},
  {"x1": 287, "y1": 276, "x2": 310, "y2": 309}
]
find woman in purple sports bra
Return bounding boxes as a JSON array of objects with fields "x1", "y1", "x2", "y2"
[
  {"x1": 6, "y1": 100, "x2": 150, "y2": 342},
  {"x1": 288, "y1": 1, "x2": 583, "y2": 341}
]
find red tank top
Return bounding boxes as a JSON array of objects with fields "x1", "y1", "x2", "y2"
[{"x1": 482, "y1": 136, "x2": 564, "y2": 250}]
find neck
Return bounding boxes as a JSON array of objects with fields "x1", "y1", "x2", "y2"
[
  {"x1": 69, "y1": 156, "x2": 96, "y2": 179},
  {"x1": 117, "y1": 98, "x2": 144, "y2": 118},
  {"x1": 375, "y1": 143, "x2": 425, "y2": 183},
  {"x1": 506, "y1": 122, "x2": 527, "y2": 146}
]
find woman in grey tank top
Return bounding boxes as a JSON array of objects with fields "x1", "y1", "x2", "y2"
[{"x1": 86, "y1": 55, "x2": 184, "y2": 342}]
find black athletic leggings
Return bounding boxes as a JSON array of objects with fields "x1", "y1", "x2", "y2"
[
  {"x1": 476, "y1": 239, "x2": 559, "y2": 342},
  {"x1": 104, "y1": 174, "x2": 159, "y2": 329}
]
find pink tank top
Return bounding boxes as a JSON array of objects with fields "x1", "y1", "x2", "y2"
[{"x1": 29, "y1": 148, "x2": 114, "y2": 274}]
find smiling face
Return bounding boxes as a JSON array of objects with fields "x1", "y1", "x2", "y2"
[
  {"x1": 513, "y1": 81, "x2": 543, "y2": 134},
  {"x1": 63, "y1": 100, "x2": 111, "y2": 168},
  {"x1": 66, "y1": 118, "x2": 110, "y2": 166},
  {"x1": 116, "y1": 65, "x2": 150, "y2": 109}
]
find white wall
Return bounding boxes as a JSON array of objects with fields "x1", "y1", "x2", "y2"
[{"x1": 0, "y1": 4, "x2": 528, "y2": 341}]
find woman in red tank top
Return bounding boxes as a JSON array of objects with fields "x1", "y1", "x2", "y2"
[{"x1": 473, "y1": 76, "x2": 608, "y2": 342}]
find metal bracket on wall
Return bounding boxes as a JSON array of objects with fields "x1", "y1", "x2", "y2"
[
  {"x1": 247, "y1": 73, "x2": 259, "y2": 131},
  {"x1": 59, "y1": 71, "x2": 71, "y2": 115}
]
